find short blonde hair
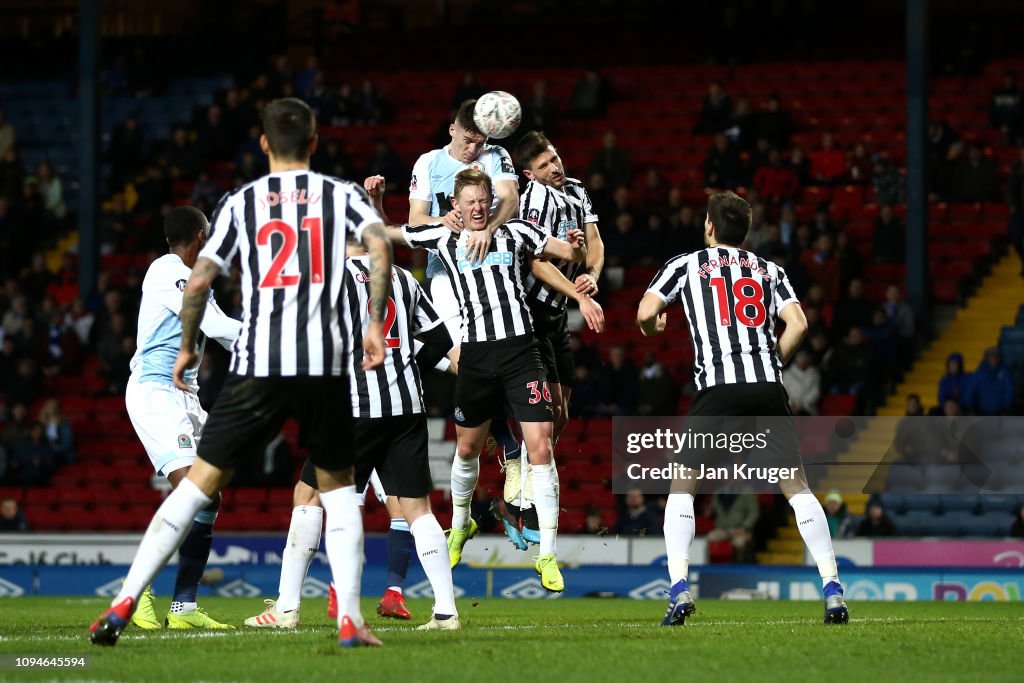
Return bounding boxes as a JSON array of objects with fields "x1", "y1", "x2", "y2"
[{"x1": 454, "y1": 168, "x2": 493, "y2": 201}]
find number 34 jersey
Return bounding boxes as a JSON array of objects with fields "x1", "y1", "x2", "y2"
[
  {"x1": 341, "y1": 255, "x2": 444, "y2": 418},
  {"x1": 200, "y1": 170, "x2": 382, "y2": 378},
  {"x1": 646, "y1": 246, "x2": 799, "y2": 391}
]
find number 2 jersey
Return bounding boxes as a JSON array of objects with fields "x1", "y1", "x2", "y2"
[
  {"x1": 200, "y1": 170, "x2": 382, "y2": 378},
  {"x1": 341, "y1": 254, "x2": 443, "y2": 418},
  {"x1": 646, "y1": 246, "x2": 799, "y2": 391}
]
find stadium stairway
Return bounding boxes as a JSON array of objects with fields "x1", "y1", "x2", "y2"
[{"x1": 757, "y1": 252, "x2": 1022, "y2": 565}]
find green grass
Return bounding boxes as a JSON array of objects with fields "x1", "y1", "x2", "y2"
[{"x1": 0, "y1": 598, "x2": 1020, "y2": 682}]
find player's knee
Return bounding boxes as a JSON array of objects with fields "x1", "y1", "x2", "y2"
[
  {"x1": 293, "y1": 480, "x2": 319, "y2": 506},
  {"x1": 529, "y1": 438, "x2": 552, "y2": 463},
  {"x1": 456, "y1": 440, "x2": 481, "y2": 460}
]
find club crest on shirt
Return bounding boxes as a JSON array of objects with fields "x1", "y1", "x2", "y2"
[
  {"x1": 175, "y1": 279, "x2": 187, "y2": 292},
  {"x1": 177, "y1": 434, "x2": 193, "y2": 449},
  {"x1": 527, "y1": 208, "x2": 541, "y2": 224},
  {"x1": 470, "y1": 162, "x2": 484, "y2": 172},
  {"x1": 410, "y1": 174, "x2": 418, "y2": 191}
]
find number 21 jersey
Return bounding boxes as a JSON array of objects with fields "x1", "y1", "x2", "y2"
[
  {"x1": 200, "y1": 170, "x2": 382, "y2": 378},
  {"x1": 646, "y1": 246, "x2": 799, "y2": 391}
]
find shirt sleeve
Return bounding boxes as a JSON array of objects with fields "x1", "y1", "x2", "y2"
[
  {"x1": 402, "y1": 222, "x2": 448, "y2": 250},
  {"x1": 519, "y1": 183, "x2": 551, "y2": 230},
  {"x1": 773, "y1": 265, "x2": 800, "y2": 312},
  {"x1": 408, "y1": 153, "x2": 433, "y2": 203},
  {"x1": 343, "y1": 185, "x2": 382, "y2": 245},
  {"x1": 510, "y1": 221, "x2": 550, "y2": 256},
  {"x1": 200, "y1": 295, "x2": 243, "y2": 350},
  {"x1": 645, "y1": 255, "x2": 687, "y2": 304},
  {"x1": 579, "y1": 186, "x2": 599, "y2": 224},
  {"x1": 490, "y1": 145, "x2": 518, "y2": 182},
  {"x1": 198, "y1": 193, "x2": 240, "y2": 275}
]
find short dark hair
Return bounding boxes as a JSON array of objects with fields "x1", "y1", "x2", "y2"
[
  {"x1": 514, "y1": 131, "x2": 552, "y2": 167},
  {"x1": 261, "y1": 98, "x2": 316, "y2": 161},
  {"x1": 455, "y1": 99, "x2": 484, "y2": 136},
  {"x1": 164, "y1": 206, "x2": 208, "y2": 247},
  {"x1": 707, "y1": 191, "x2": 752, "y2": 246},
  {"x1": 453, "y1": 168, "x2": 492, "y2": 200}
]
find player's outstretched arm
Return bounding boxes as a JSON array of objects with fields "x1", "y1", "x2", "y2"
[
  {"x1": 200, "y1": 298, "x2": 242, "y2": 350},
  {"x1": 408, "y1": 198, "x2": 436, "y2": 228},
  {"x1": 636, "y1": 292, "x2": 668, "y2": 337},
  {"x1": 577, "y1": 221, "x2": 605, "y2": 296},
  {"x1": 361, "y1": 223, "x2": 393, "y2": 370},
  {"x1": 364, "y1": 175, "x2": 390, "y2": 223},
  {"x1": 530, "y1": 258, "x2": 605, "y2": 333},
  {"x1": 540, "y1": 229, "x2": 588, "y2": 264},
  {"x1": 777, "y1": 302, "x2": 809, "y2": 365},
  {"x1": 173, "y1": 256, "x2": 220, "y2": 391}
]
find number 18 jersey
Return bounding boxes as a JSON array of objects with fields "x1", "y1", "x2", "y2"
[
  {"x1": 200, "y1": 170, "x2": 382, "y2": 378},
  {"x1": 646, "y1": 246, "x2": 799, "y2": 391}
]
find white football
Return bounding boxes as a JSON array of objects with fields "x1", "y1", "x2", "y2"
[{"x1": 473, "y1": 91, "x2": 522, "y2": 139}]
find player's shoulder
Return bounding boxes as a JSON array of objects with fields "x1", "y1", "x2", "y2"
[
  {"x1": 312, "y1": 172, "x2": 372, "y2": 202},
  {"x1": 502, "y1": 218, "x2": 544, "y2": 237},
  {"x1": 562, "y1": 176, "x2": 587, "y2": 190},
  {"x1": 143, "y1": 254, "x2": 188, "y2": 288},
  {"x1": 413, "y1": 148, "x2": 445, "y2": 166},
  {"x1": 482, "y1": 142, "x2": 511, "y2": 157},
  {"x1": 661, "y1": 251, "x2": 696, "y2": 271}
]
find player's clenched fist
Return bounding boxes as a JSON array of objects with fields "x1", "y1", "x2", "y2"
[{"x1": 364, "y1": 175, "x2": 386, "y2": 199}]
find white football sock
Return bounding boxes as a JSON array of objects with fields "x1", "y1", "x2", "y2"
[
  {"x1": 115, "y1": 478, "x2": 211, "y2": 606},
  {"x1": 410, "y1": 514, "x2": 458, "y2": 617},
  {"x1": 519, "y1": 441, "x2": 534, "y2": 511},
  {"x1": 788, "y1": 490, "x2": 839, "y2": 587},
  {"x1": 450, "y1": 455, "x2": 479, "y2": 530},
  {"x1": 530, "y1": 462, "x2": 559, "y2": 556},
  {"x1": 663, "y1": 493, "x2": 696, "y2": 585},
  {"x1": 320, "y1": 486, "x2": 365, "y2": 627},
  {"x1": 277, "y1": 505, "x2": 324, "y2": 613}
]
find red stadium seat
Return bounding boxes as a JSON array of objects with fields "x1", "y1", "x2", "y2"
[{"x1": 820, "y1": 394, "x2": 857, "y2": 417}]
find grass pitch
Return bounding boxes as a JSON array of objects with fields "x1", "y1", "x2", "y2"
[{"x1": 0, "y1": 598, "x2": 1020, "y2": 682}]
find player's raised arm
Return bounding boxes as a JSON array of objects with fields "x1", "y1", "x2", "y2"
[
  {"x1": 777, "y1": 301, "x2": 809, "y2": 365},
  {"x1": 364, "y1": 174, "x2": 390, "y2": 222},
  {"x1": 360, "y1": 223, "x2": 393, "y2": 371},
  {"x1": 577, "y1": 220, "x2": 605, "y2": 296},
  {"x1": 173, "y1": 256, "x2": 221, "y2": 390},
  {"x1": 530, "y1": 259, "x2": 605, "y2": 333},
  {"x1": 636, "y1": 292, "x2": 668, "y2": 337},
  {"x1": 539, "y1": 228, "x2": 587, "y2": 264}
]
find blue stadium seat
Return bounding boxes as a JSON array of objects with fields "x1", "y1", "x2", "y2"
[
  {"x1": 978, "y1": 494, "x2": 1023, "y2": 514},
  {"x1": 876, "y1": 493, "x2": 903, "y2": 514},
  {"x1": 892, "y1": 510, "x2": 935, "y2": 536},
  {"x1": 917, "y1": 515, "x2": 959, "y2": 537},
  {"x1": 901, "y1": 494, "x2": 942, "y2": 513},
  {"x1": 939, "y1": 494, "x2": 980, "y2": 513},
  {"x1": 885, "y1": 465, "x2": 925, "y2": 492}
]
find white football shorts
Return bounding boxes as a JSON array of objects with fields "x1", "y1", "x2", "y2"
[{"x1": 126, "y1": 377, "x2": 207, "y2": 477}]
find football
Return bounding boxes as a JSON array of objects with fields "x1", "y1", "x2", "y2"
[{"x1": 473, "y1": 90, "x2": 522, "y2": 139}]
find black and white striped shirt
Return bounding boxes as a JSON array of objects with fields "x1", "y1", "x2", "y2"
[
  {"x1": 646, "y1": 246, "x2": 799, "y2": 391},
  {"x1": 201, "y1": 170, "x2": 381, "y2": 377},
  {"x1": 402, "y1": 220, "x2": 549, "y2": 344},
  {"x1": 520, "y1": 178, "x2": 596, "y2": 312},
  {"x1": 342, "y1": 255, "x2": 441, "y2": 418}
]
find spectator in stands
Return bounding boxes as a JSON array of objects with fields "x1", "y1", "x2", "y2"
[
  {"x1": 355, "y1": 80, "x2": 390, "y2": 125},
  {"x1": 64, "y1": 298, "x2": 94, "y2": 346},
  {"x1": 2, "y1": 402, "x2": 30, "y2": 448},
  {"x1": 753, "y1": 148, "x2": 800, "y2": 203},
  {"x1": 0, "y1": 497, "x2": 29, "y2": 532},
  {"x1": 9, "y1": 422, "x2": 54, "y2": 486},
  {"x1": 615, "y1": 489, "x2": 659, "y2": 536},
  {"x1": 570, "y1": 68, "x2": 610, "y2": 118},
  {"x1": 866, "y1": 307, "x2": 900, "y2": 387},
  {"x1": 36, "y1": 161, "x2": 66, "y2": 223},
  {"x1": 0, "y1": 146, "x2": 25, "y2": 202},
  {"x1": 800, "y1": 233, "x2": 840, "y2": 301},
  {"x1": 823, "y1": 491, "x2": 854, "y2": 538},
  {"x1": 2, "y1": 295, "x2": 28, "y2": 337},
  {"x1": 703, "y1": 133, "x2": 741, "y2": 189},
  {"x1": 884, "y1": 285, "x2": 915, "y2": 367},
  {"x1": 904, "y1": 393, "x2": 925, "y2": 417},
  {"x1": 1011, "y1": 504, "x2": 1024, "y2": 538},
  {"x1": 783, "y1": 350, "x2": 821, "y2": 415},
  {"x1": 856, "y1": 501, "x2": 895, "y2": 537},
  {"x1": 636, "y1": 352, "x2": 677, "y2": 416},
  {"x1": 693, "y1": 81, "x2": 733, "y2": 135},
  {"x1": 927, "y1": 120, "x2": 962, "y2": 201},
  {"x1": 637, "y1": 168, "x2": 667, "y2": 215},
  {"x1": 107, "y1": 116, "x2": 147, "y2": 189},
  {"x1": 196, "y1": 104, "x2": 233, "y2": 162},
  {"x1": 38, "y1": 398, "x2": 74, "y2": 465},
  {"x1": 452, "y1": 71, "x2": 487, "y2": 110},
  {"x1": 990, "y1": 70, "x2": 1023, "y2": 144},
  {"x1": 268, "y1": 54, "x2": 293, "y2": 97},
  {"x1": 586, "y1": 172, "x2": 613, "y2": 224},
  {"x1": 809, "y1": 132, "x2": 845, "y2": 184},
  {"x1": 834, "y1": 231, "x2": 864, "y2": 291},
  {"x1": 708, "y1": 494, "x2": 758, "y2": 563},
  {"x1": 871, "y1": 155, "x2": 903, "y2": 205},
  {"x1": 845, "y1": 142, "x2": 872, "y2": 184},
  {"x1": 0, "y1": 110, "x2": 14, "y2": 160},
  {"x1": 788, "y1": 146, "x2": 811, "y2": 187},
  {"x1": 826, "y1": 327, "x2": 872, "y2": 398},
  {"x1": 293, "y1": 55, "x2": 322, "y2": 97},
  {"x1": 964, "y1": 348, "x2": 1014, "y2": 416},
  {"x1": 755, "y1": 95, "x2": 792, "y2": 151},
  {"x1": 330, "y1": 83, "x2": 359, "y2": 126},
  {"x1": 523, "y1": 80, "x2": 557, "y2": 134},
  {"x1": 832, "y1": 278, "x2": 874, "y2": 341},
  {"x1": 569, "y1": 333, "x2": 600, "y2": 372},
  {"x1": 588, "y1": 131, "x2": 633, "y2": 189},
  {"x1": 8, "y1": 357, "x2": 40, "y2": 404},
  {"x1": 163, "y1": 127, "x2": 201, "y2": 181},
  {"x1": 569, "y1": 364, "x2": 599, "y2": 418},
  {"x1": 602, "y1": 213, "x2": 638, "y2": 267},
  {"x1": 596, "y1": 345, "x2": 637, "y2": 416},
  {"x1": 725, "y1": 96, "x2": 756, "y2": 150},
  {"x1": 952, "y1": 144, "x2": 997, "y2": 203},
  {"x1": 363, "y1": 136, "x2": 406, "y2": 192},
  {"x1": 584, "y1": 505, "x2": 606, "y2": 535},
  {"x1": 806, "y1": 328, "x2": 832, "y2": 369},
  {"x1": 938, "y1": 352, "x2": 970, "y2": 407},
  {"x1": 311, "y1": 138, "x2": 351, "y2": 180},
  {"x1": 1007, "y1": 148, "x2": 1024, "y2": 274}
]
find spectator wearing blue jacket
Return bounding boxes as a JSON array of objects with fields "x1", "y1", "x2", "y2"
[
  {"x1": 937, "y1": 352, "x2": 969, "y2": 408},
  {"x1": 964, "y1": 348, "x2": 1014, "y2": 415}
]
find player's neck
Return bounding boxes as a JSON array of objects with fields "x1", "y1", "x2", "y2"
[
  {"x1": 268, "y1": 158, "x2": 310, "y2": 173},
  {"x1": 170, "y1": 247, "x2": 196, "y2": 268}
]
